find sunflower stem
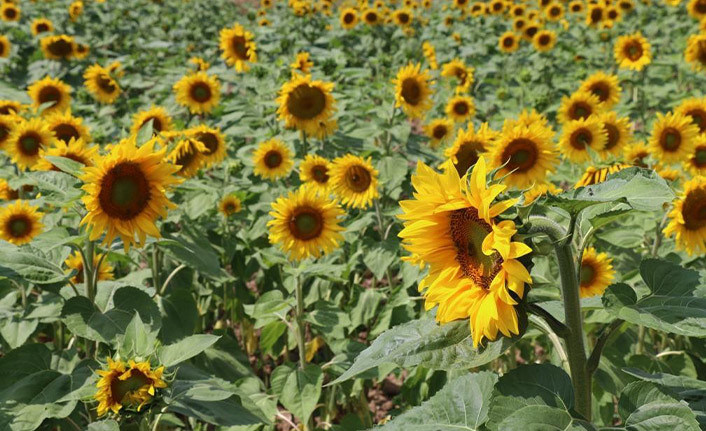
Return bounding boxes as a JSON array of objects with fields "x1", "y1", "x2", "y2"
[
  {"x1": 151, "y1": 244, "x2": 161, "y2": 291},
  {"x1": 295, "y1": 274, "x2": 307, "y2": 370},
  {"x1": 528, "y1": 216, "x2": 591, "y2": 421},
  {"x1": 84, "y1": 239, "x2": 96, "y2": 304}
]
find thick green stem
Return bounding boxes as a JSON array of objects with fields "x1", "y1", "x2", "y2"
[
  {"x1": 84, "y1": 240, "x2": 96, "y2": 304},
  {"x1": 295, "y1": 276, "x2": 307, "y2": 370},
  {"x1": 528, "y1": 216, "x2": 591, "y2": 420},
  {"x1": 151, "y1": 245, "x2": 161, "y2": 290}
]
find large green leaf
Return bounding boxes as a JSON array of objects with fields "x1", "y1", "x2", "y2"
[
  {"x1": 498, "y1": 405, "x2": 596, "y2": 431},
  {"x1": 486, "y1": 363, "x2": 575, "y2": 431},
  {"x1": 273, "y1": 364, "x2": 324, "y2": 426},
  {"x1": 331, "y1": 317, "x2": 514, "y2": 384},
  {"x1": 61, "y1": 286, "x2": 161, "y2": 343},
  {"x1": 603, "y1": 259, "x2": 706, "y2": 337},
  {"x1": 617, "y1": 382, "x2": 700, "y2": 431},
  {"x1": 376, "y1": 371, "x2": 498, "y2": 431},
  {"x1": 157, "y1": 334, "x2": 221, "y2": 367},
  {"x1": 0, "y1": 244, "x2": 71, "y2": 285}
]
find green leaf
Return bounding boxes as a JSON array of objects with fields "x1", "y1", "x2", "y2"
[
  {"x1": 331, "y1": 317, "x2": 514, "y2": 384},
  {"x1": 157, "y1": 334, "x2": 221, "y2": 368},
  {"x1": 259, "y1": 320, "x2": 287, "y2": 355},
  {"x1": 545, "y1": 167, "x2": 674, "y2": 215},
  {"x1": 618, "y1": 381, "x2": 681, "y2": 421},
  {"x1": 86, "y1": 420, "x2": 120, "y2": 431},
  {"x1": 0, "y1": 244, "x2": 71, "y2": 285},
  {"x1": 603, "y1": 259, "x2": 706, "y2": 337},
  {"x1": 43, "y1": 155, "x2": 86, "y2": 177},
  {"x1": 486, "y1": 363, "x2": 574, "y2": 431},
  {"x1": 61, "y1": 286, "x2": 161, "y2": 343},
  {"x1": 0, "y1": 344, "x2": 52, "y2": 390},
  {"x1": 119, "y1": 313, "x2": 158, "y2": 358},
  {"x1": 278, "y1": 364, "x2": 324, "y2": 425},
  {"x1": 498, "y1": 405, "x2": 596, "y2": 431},
  {"x1": 0, "y1": 315, "x2": 38, "y2": 349},
  {"x1": 363, "y1": 240, "x2": 397, "y2": 280},
  {"x1": 376, "y1": 371, "x2": 498, "y2": 431},
  {"x1": 623, "y1": 401, "x2": 700, "y2": 430},
  {"x1": 167, "y1": 380, "x2": 264, "y2": 427}
]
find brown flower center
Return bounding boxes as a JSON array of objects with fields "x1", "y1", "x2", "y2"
[
  {"x1": 401, "y1": 78, "x2": 422, "y2": 106},
  {"x1": 538, "y1": 34, "x2": 551, "y2": 46},
  {"x1": 36, "y1": 23, "x2": 50, "y2": 33},
  {"x1": 6, "y1": 215, "x2": 30, "y2": 238},
  {"x1": 98, "y1": 162, "x2": 151, "y2": 220},
  {"x1": 288, "y1": 206, "x2": 324, "y2": 240},
  {"x1": 589, "y1": 82, "x2": 610, "y2": 103},
  {"x1": 433, "y1": 125, "x2": 448, "y2": 140},
  {"x1": 48, "y1": 39, "x2": 73, "y2": 57},
  {"x1": 580, "y1": 261, "x2": 597, "y2": 286},
  {"x1": 110, "y1": 370, "x2": 151, "y2": 405},
  {"x1": 449, "y1": 208, "x2": 502, "y2": 289},
  {"x1": 686, "y1": 109, "x2": 706, "y2": 133},
  {"x1": 569, "y1": 102, "x2": 592, "y2": 120},
  {"x1": 38, "y1": 86, "x2": 61, "y2": 107},
  {"x1": 624, "y1": 41, "x2": 644, "y2": 61},
  {"x1": 287, "y1": 84, "x2": 326, "y2": 120},
  {"x1": 97, "y1": 75, "x2": 117, "y2": 94},
  {"x1": 190, "y1": 82, "x2": 212, "y2": 103},
  {"x1": 52, "y1": 123, "x2": 80, "y2": 143},
  {"x1": 344, "y1": 12, "x2": 355, "y2": 23},
  {"x1": 311, "y1": 165, "x2": 329, "y2": 184},
  {"x1": 19, "y1": 132, "x2": 42, "y2": 156},
  {"x1": 345, "y1": 165, "x2": 372, "y2": 193},
  {"x1": 570, "y1": 128, "x2": 594, "y2": 150},
  {"x1": 603, "y1": 123, "x2": 620, "y2": 150},
  {"x1": 231, "y1": 35, "x2": 249, "y2": 60},
  {"x1": 264, "y1": 150, "x2": 283, "y2": 169},
  {"x1": 195, "y1": 132, "x2": 219, "y2": 155},
  {"x1": 693, "y1": 146, "x2": 706, "y2": 168},
  {"x1": 660, "y1": 127, "x2": 682, "y2": 152},
  {"x1": 502, "y1": 138, "x2": 538, "y2": 172},
  {"x1": 682, "y1": 187, "x2": 706, "y2": 230}
]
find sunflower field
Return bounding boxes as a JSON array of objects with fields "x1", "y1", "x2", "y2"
[{"x1": 3, "y1": 0, "x2": 706, "y2": 429}]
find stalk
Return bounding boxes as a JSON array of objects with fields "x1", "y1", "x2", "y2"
[{"x1": 295, "y1": 275, "x2": 307, "y2": 370}]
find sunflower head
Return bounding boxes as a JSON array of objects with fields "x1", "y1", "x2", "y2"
[
  {"x1": 0, "y1": 35, "x2": 10, "y2": 59},
  {"x1": 558, "y1": 90, "x2": 603, "y2": 124},
  {"x1": 559, "y1": 116, "x2": 609, "y2": 163},
  {"x1": 392, "y1": 8, "x2": 413, "y2": 26},
  {"x1": 614, "y1": 32, "x2": 652, "y2": 71},
  {"x1": 579, "y1": 247, "x2": 615, "y2": 298},
  {"x1": 276, "y1": 74, "x2": 336, "y2": 136},
  {"x1": 362, "y1": 8, "x2": 380, "y2": 24},
  {"x1": 579, "y1": 72, "x2": 621, "y2": 108},
  {"x1": 130, "y1": 106, "x2": 173, "y2": 137},
  {"x1": 490, "y1": 121, "x2": 558, "y2": 188},
  {"x1": 532, "y1": 30, "x2": 557, "y2": 52},
  {"x1": 219, "y1": 24, "x2": 257, "y2": 73},
  {"x1": 523, "y1": 182, "x2": 563, "y2": 204},
  {"x1": 425, "y1": 118, "x2": 454, "y2": 149},
  {"x1": 686, "y1": 135, "x2": 706, "y2": 176},
  {"x1": 0, "y1": 200, "x2": 43, "y2": 246},
  {"x1": 40, "y1": 35, "x2": 76, "y2": 60},
  {"x1": 445, "y1": 95, "x2": 476, "y2": 123},
  {"x1": 648, "y1": 112, "x2": 700, "y2": 164},
  {"x1": 268, "y1": 186, "x2": 345, "y2": 261},
  {"x1": 586, "y1": 4, "x2": 604, "y2": 26},
  {"x1": 219, "y1": 194, "x2": 242, "y2": 217},
  {"x1": 340, "y1": 8, "x2": 359, "y2": 28},
  {"x1": 1, "y1": 3, "x2": 20, "y2": 22},
  {"x1": 688, "y1": 0, "x2": 706, "y2": 19},
  {"x1": 444, "y1": 122, "x2": 498, "y2": 175},
  {"x1": 291, "y1": 52, "x2": 314, "y2": 74},
  {"x1": 598, "y1": 111, "x2": 632, "y2": 158},
  {"x1": 34, "y1": 137, "x2": 98, "y2": 172},
  {"x1": 95, "y1": 358, "x2": 167, "y2": 417},
  {"x1": 0, "y1": 114, "x2": 16, "y2": 149},
  {"x1": 31, "y1": 18, "x2": 54, "y2": 36},
  {"x1": 173, "y1": 72, "x2": 221, "y2": 115},
  {"x1": 0, "y1": 100, "x2": 22, "y2": 116},
  {"x1": 676, "y1": 97, "x2": 706, "y2": 134},
  {"x1": 80, "y1": 138, "x2": 181, "y2": 251},
  {"x1": 187, "y1": 124, "x2": 226, "y2": 166},
  {"x1": 47, "y1": 110, "x2": 91, "y2": 143},
  {"x1": 685, "y1": 34, "x2": 706, "y2": 72},
  {"x1": 398, "y1": 157, "x2": 532, "y2": 346},
  {"x1": 299, "y1": 154, "x2": 331, "y2": 192},
  {"x1": 252, "y1": 138, "x2": 293, "y2": 180},
  {"x1": 167, "y1": 138, "x2": 206, "y2": 178},
  {"x1": 27, "y1": 76, "x2": 72, "y2": 115},
  {"x1": 392, "y1": 63, "x2": 434, "y2": 119},
  {"x1": 7, "y1": 118, "x2": 55, "y2": 170},
  {"x1": 664, "y1": 177, "x2": 706, "y2": 255},
  {"x1": 329, "y1": 154, "x2": 380, "y2": 209},
  {"x1": 84, "y1": 64, "x2": 122, "y2": 104},
  {"x1": 499, "y1": 31, "x2": 520, "y2": 53}
]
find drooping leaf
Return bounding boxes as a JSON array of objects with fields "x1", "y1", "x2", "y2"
[{"x1": 157, "y1": 334, "x2": 221, "y2": 368}]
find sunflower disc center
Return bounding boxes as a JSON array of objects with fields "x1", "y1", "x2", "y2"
[
  {"x1": 20, "y1": 134, "x2": 41, "y2": 155},
  {"x1": 110, "y1": 370, "x2": 151, "y2": 405},
  {"x1": 264, "y1": 150, "x2": 283, "y2": 168},
  {"x1": 694, "y1": 148, "x2": 706, "y2": 166},
  {"x1": 8, "y1": 216, "x2": 29, "y2": 238},
  {"x1": 503, "y1": 138, "x2": 538, "y2": 172},
  {"x1": 345, "y1": 165, "x2": 372, "y2": 193},
  {"x1": 449, "y1": 208, "x2": 502, "y2": 289},
  {"x1": 571, "y1": 129, "x2": 592, "y2": 149},
  {"x1": 682, "y1": 188, "x2": 706, "y2": 230},
  {"x1": 433, "y1": 125, "x2": 447, "y2": 140},
  {"x1": 401, "y1": 78, "x2": 422, "y2": 106},
  {"x1": 196, "y1": 132, "x2": 218, "y2": 155},
  {"x1": 190, "y1": 83, "x2": 212, "y2": 103},
  {"x1": 99, "y1": 162, "x2": 151, "y2": 220},
  {"x1": 289, "y1": 207, "x2": 324, "y2": 240},
  {"x1": 580, "y1": 262, "x2": 597, "y2": 286},
  {"x1": 287, "y1": 84, "x2": 327, "y2": 120},
  {"x1": 39, "y1": 86, "x2": 61, "y2": 106},
  {"x1": 571, "y1": 103, "x2": 591, "y2": 120},
  {"x1": 687, "y1": 109, "x2": 706, "y2": 132},
  {"x1": 311, "y1": 165, "x2": 329, "y2": 183},
  {"x1": 626, "y1": 42, "x2": 643, "y2": 61},
  {"x1": 53, "y1": 124, "x2": 80, "y2": 143},
  {"x1": 453, "y1": 102, "x2": 469, "y2": 115},
  {"x1": 661, "y1": 128, "x2": 682, "y2": 151}
]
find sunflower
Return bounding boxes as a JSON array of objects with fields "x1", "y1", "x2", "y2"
[
  {"x1": 557, "y1": 91, "x2": 603, "y2": 124},
  {"x1": 454, "y1": 0, "x2": 470, "y2": 8},
  {"x1": 422, "y1": 42, "x2": 439, "y2": 70},
  {"x1": 6, "y1": 118, "x2": 54, "y2": 170},
  {"x1": 329, "y1": 154, "x2": 379, "y2": 209},
  {"x1": 618, "y1": 0, "x2": 635, "y2": 11},
  {"x1": 80, "y1": 138, "x2": 181, "y2": 251},
  {"x1": 252, "y1": 138, "x2": 293, "y2": 180},
  {"x1": 445, "y1": 123, "x2": 497, "y2": 175},
  {"x1": 489, "y1": 0, "x2": 505, "y2": 14},
  {"x1": 46, "y1": 110, "x2": 91, "y2": 143},
  {"x1": 27, "y1": 76, "x2": 72, "y2": 115},
  {"x1": 624, "y1": 141, "x2": 651, "y2": 167},
  {"x1": 392, "y1": 8, "x2": 413, "y2": 26},
  {"x1": 586, "y1": 4, "x2": 604, "y2": 26},
  {"x1": 189, "y1": 57, "x2": 210, "y2": 71},
  {"x1": 470, "y1": 2, "x2": 486, "y2": 16},
  {"x1": 605, "y1": 5, "x2": 621, "y2": 22},
  {"x1": 267, "y1": 186, "x2": 344, "y2": 261},
  {"x1": 173, "y1": 72, "x2": 221, "y2": 115},
  {"x1": 167, "y1": 138, "x2": 206, "y2": 178},
  {"x1": 64, "y1": 250, "x2": 114, "y2": 284},
  {"x1": 648, "y1": 112, "x2": 699, "y2": 164},
  {"x1": 569, "y1": 0, "x2": 585, "y2": 12},
  {"x1": 219, "y1": 24, "x2": 257, "y2": 73},
  {"x1": 0, "y1": 179, "x2": 12, "y2": 200},
  {"x1": 276, "y1": 74, "x2": 336, "y2": 136},
  {"x1": 579, "y1": 72, "x2": 621, "y2": 108},
  {"x1": 445, "y1": 95, "x2": 475, "y2": 123},
  {"x1": 130, "y1": 106, "x2": 173, "y2": 137},
  {"x1": 424, "y1": 118, "x2": 454, "y2": 149},
  {"x1": 489, "y1": 122, "x2": 558, "y2": 188},
  {"x1": 40, "y1": 35, "x2": 76, "y2": 60},
  {"x1": 441, "y1": 59, "x2": 474, "y2": 93},
  {"x1": 511, "y1": 4, "x2": 527, "y2": 16},
  {"x1": 95, "y1": 358, "x2": 167, "y2": 417},
  {"x1": 532, "y1": 29, "x2": 557, "y2": 52},
  {"x1": 74, "y1": 43, "x2": 90, "y2": 59},
  {"x1": 291, "y1": 52, "x2": 313, "y2": 74},
  {"x1": 685, "y1": 136, "x2": 706, "y2": 176},
  {"x1": 399, "y1": 158, "x2": 532, "y2": 346},
  {"x1": 544, "y1": 2, "x2": 564, "y2": 20},
  {"x1": 676, "y1": 98, "x2": 706, "y2": 135},
  {"x1": 559, "y1": 117, "x2": 609, "y2": 163},
  {"x1": 340, "y1": 7, "x2": 358, "y2": 28},
  {"x1": 579, "y1": 247, "x2": 615, "y2": 298},
  {"x1": 614, "y1": 32, "x2": 651, "y2": 71},
  {"x1": 523, "y1": 182, "x2": 563, "y2": 204},
  {"x1": 0, "y1": 3, "x2": 19, "y2": 22},
  {"x1": 0, "y1": 201, "x2": 43, "y2": 246},
  {"x1": 513, "y1": 17, "x2": 528, "y2": 32},
  {"x1": 34, "y1": 137, "x2": 98, "y2": 171},
  {"x1": 688, "y1": 0, "x2": 706, "y2": 19},
  {"x1": 499, "y1": 31, "x2": 520, "y2": 53},
  {"x1": 299, "y1": 154, "x2": 331, "y2": 192},
  {"x1": 685, "y1": 34, "x2": 706, "y2": 72},
  {"x1": 664, "y1": 177, "x2": 706, "y2": 255},
  {"x1": 362, "y1": 8, "x2": 380, "y2": 24},
  {"x1": 31, "y1": 18, "x2": 53, "y2": 36},
  {"x1": 595, "y1": 111, "x2": 631, "y2": 159},
  {"x1": 219, "y1": 194, "x2": 242, "y2": 217},
  {"x1": 0, "y1": 114, "x2": 14, "y2": 149},
  {"x1": 574, "y1": 163, "x2": 630, "y2": 188},
  {"x1": 84, "y1": 65, "x2": 121, "y2": 104},
  {"x1": 187, "y1": 124, "x2": 226, "y2": 166},
  {"x1": 392, "y1": 63, "x2": 433, "y2": 119},
  {"x1": 522, "y1": 21, "x2": 541, "y2": 41},
  {"x1": 69, "y1": 0, "x2": 83, "y2": 21},
  {"x1": 0, "y1": 35, "x2": 10, "y2": 58},
  {"x1": 0, "y1": 100, "x2": 21, "y2": 116}
]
